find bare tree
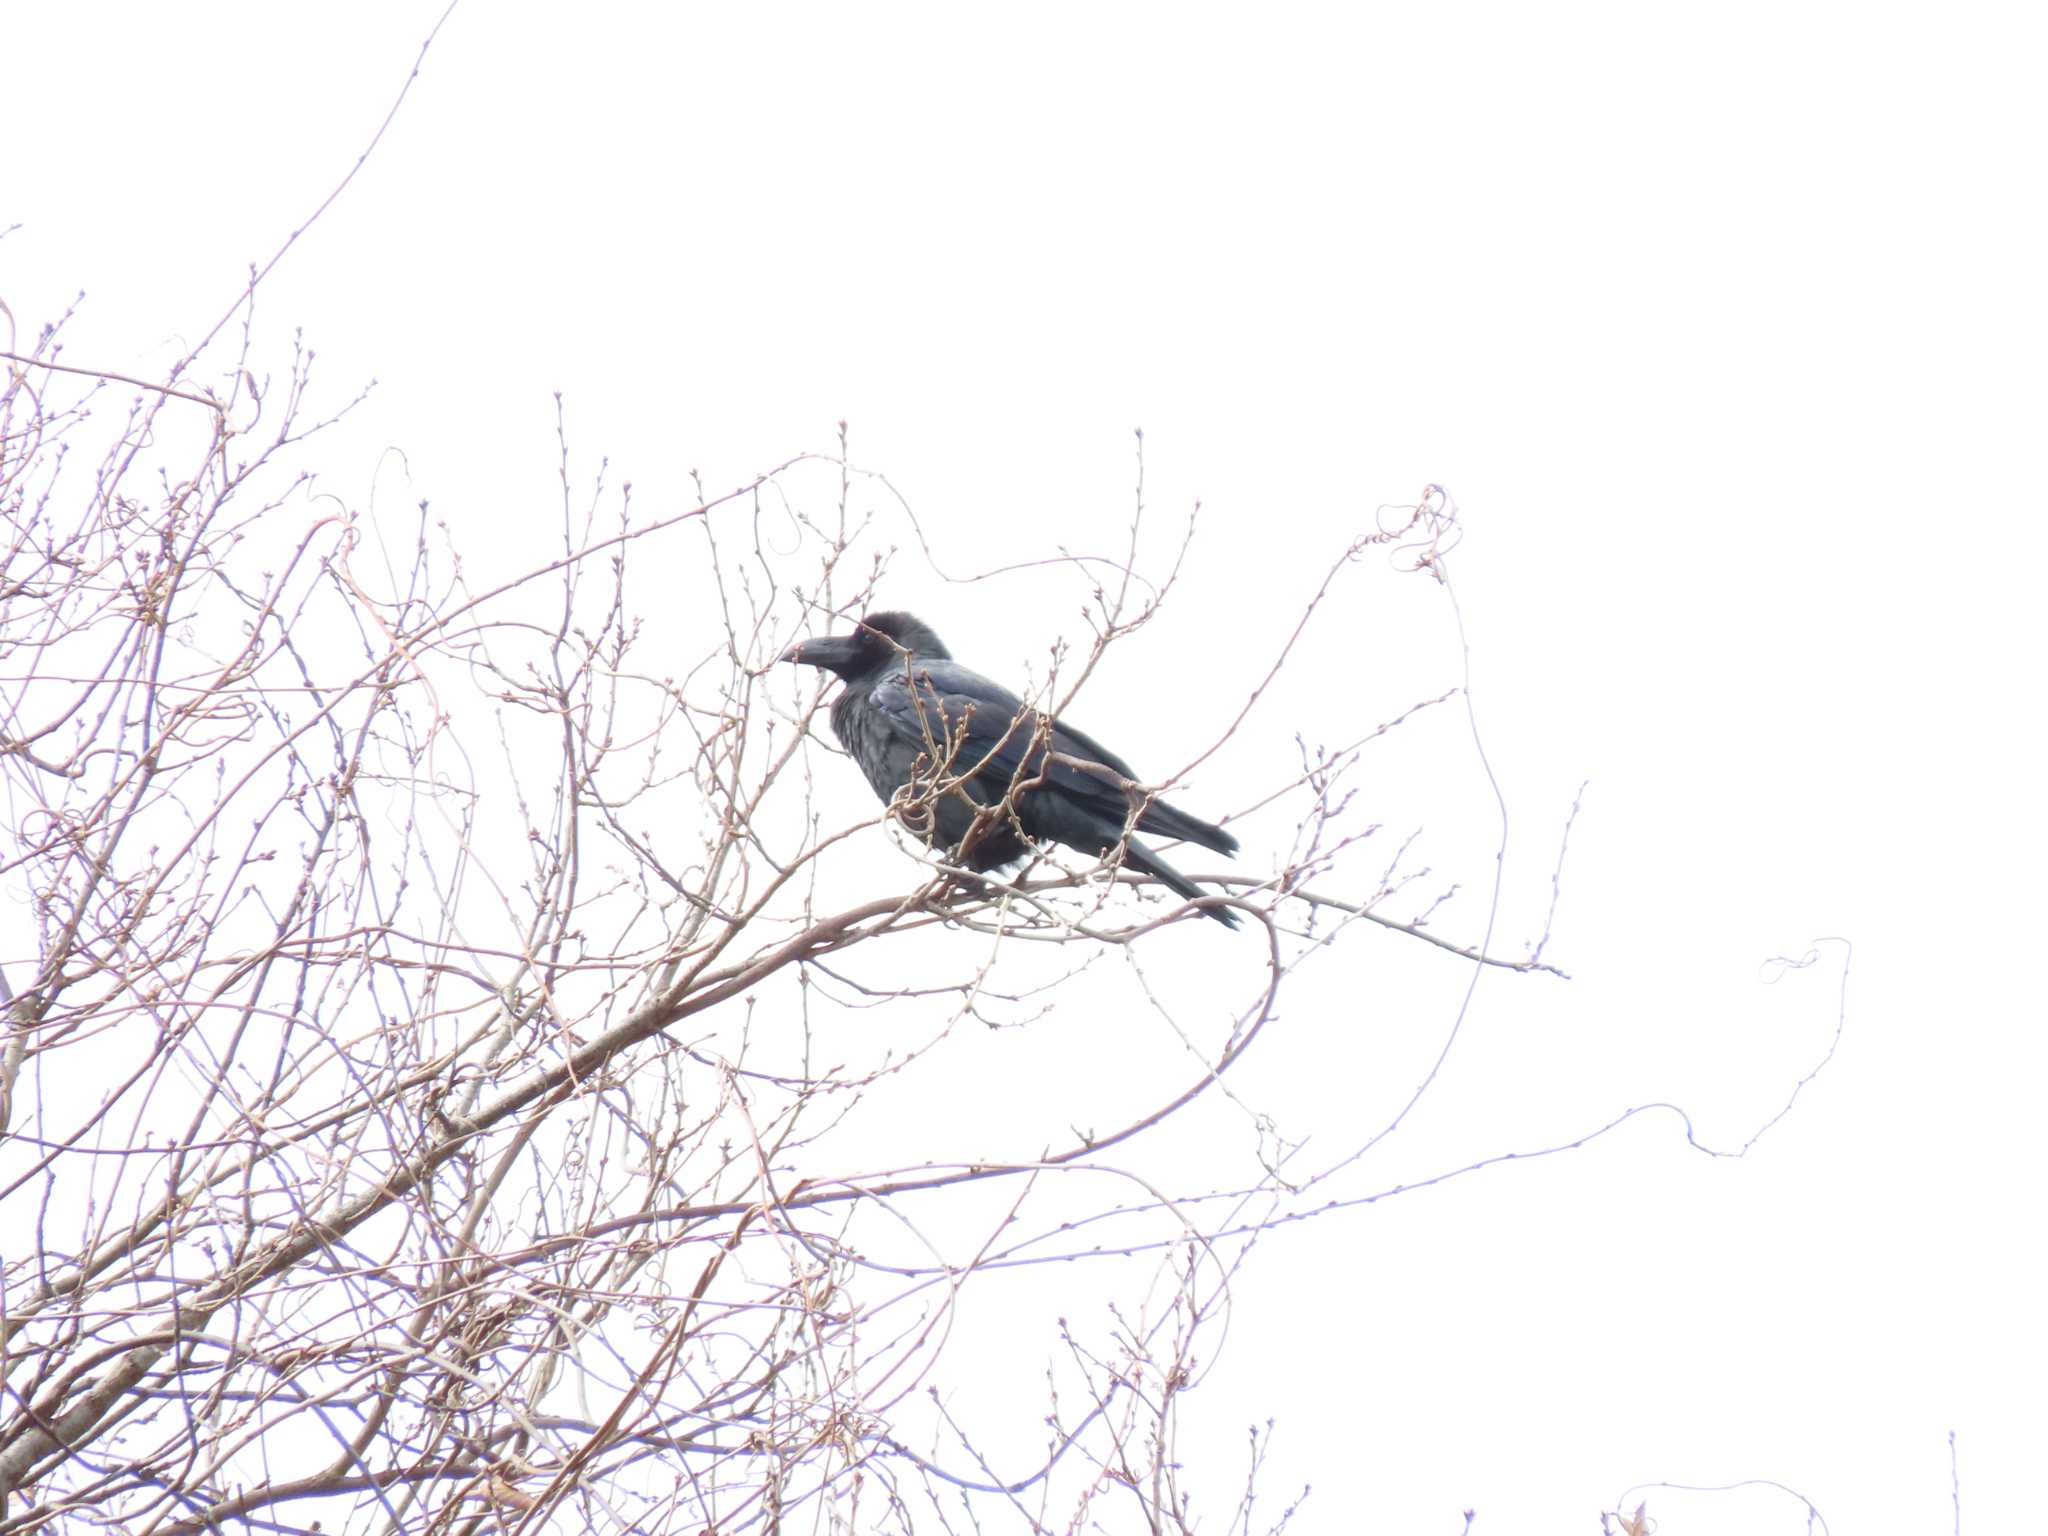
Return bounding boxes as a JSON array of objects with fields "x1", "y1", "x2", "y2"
[{"x1": 4, "y1": 248, "x2": 1853, "y2": 1530}]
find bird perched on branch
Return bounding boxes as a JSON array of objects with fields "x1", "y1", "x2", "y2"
[{"x1": 780, "y1": 611, "x2": 1241, "y2": 927}]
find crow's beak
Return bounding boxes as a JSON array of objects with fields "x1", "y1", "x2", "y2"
[{"x1": 778, "y1": 633, "x2": 861, "y2": 673}]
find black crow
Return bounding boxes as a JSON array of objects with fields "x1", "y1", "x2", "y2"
[{"x1": 780, "y1": 612, "x2": 1241, "y2": 927}]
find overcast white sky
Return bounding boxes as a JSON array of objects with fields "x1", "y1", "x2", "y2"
[{"x1": 6, "y1": 3, "x2": 2045, "y2": 1531}]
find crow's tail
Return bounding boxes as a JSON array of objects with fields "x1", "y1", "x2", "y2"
[{"x1": 1125, "y1": 839, "x2": 1241, "y2": 928}]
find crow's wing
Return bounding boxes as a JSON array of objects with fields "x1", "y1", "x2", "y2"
[
  {"x1": 867, "y1": 660, "x2": 1143, "y2": 822},
  {"x1": 857, "y1": 658, "x2": 1240, "y2": 922}
]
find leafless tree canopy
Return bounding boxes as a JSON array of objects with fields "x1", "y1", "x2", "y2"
[{"x1": 3, "y1": 283, "x2": 1837, "y2": 1535}]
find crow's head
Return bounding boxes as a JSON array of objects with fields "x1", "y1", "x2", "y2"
[{"x1": 778, "y1": 611, "x2": 950, "y2": 680}]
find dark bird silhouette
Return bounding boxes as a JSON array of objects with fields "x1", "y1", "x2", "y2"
[{"x1": 780, "y1": 612, "x2": 1241, "y2": 927}]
